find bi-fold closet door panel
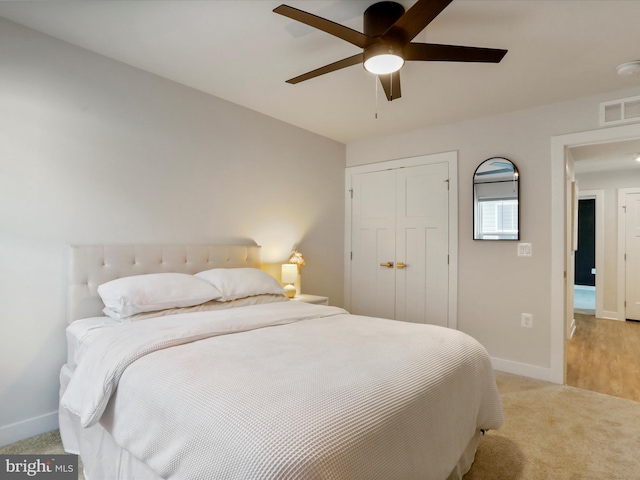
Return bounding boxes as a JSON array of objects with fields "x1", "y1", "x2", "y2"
[
  {"x1": 351, "y1": 162, "x2": 449, "y2": 327},
  {"x1": 395, "y1": 163, "x2": 449, "y2": 326},
  {"x1": 351, "y1": 169, "x2": 396, "y2": 320}
]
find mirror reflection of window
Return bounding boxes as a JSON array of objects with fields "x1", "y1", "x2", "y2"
[
  {"x1": 477, "y1": 199, "x2": 518, "y2": 239},
  {"x1": 473, "y1": 158, "x2": 519, "y2": 241}
]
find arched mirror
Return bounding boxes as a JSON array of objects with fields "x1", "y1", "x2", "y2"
[{"x1": 473, "y1": 157, "x2": 519, "y2": 240}]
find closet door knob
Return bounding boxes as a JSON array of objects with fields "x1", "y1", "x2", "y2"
[
  {"x1": 397, "y1": 262, "x2": 407, "y2": 269},
  {"x1": 379, "y1": 262, "x2": 394, "y2": 268}
]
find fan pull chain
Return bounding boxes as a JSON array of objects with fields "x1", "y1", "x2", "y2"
[{"x1": 375, "y1": 76, "x2": 378, "y2": 119}]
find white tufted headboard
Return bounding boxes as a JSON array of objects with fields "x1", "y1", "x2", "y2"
[{"x1": 67, "y1": 244, "x2": 262, "y2": 323}]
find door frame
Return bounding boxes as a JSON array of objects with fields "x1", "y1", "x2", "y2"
[
  {"x1": 344, "y1": 151, "x2": 458, "y2": 329},
  {"x1": 577, "y1": 190, "x2": 605, "y2": 320},
  {"x1": 551, "y1": 123, "x2": 640, "y2": 384}
]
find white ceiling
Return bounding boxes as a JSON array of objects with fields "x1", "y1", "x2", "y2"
[
  {"x1": 572, "y1": 139, "x2": 640, "y2": 175},
  {"x1": 1, "y1": 1, "x2": 640, "y2": 144}
]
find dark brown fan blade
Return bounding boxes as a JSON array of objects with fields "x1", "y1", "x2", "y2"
[
  {"x1": 286, "y1": 53, "x2": 364, "y2": 84},
  {"x1": 378, "y1": 71, "x2": 401, "y2": 101},
  {"x1": 405, "y1": 43, "x2": 507, "y2": 63},
  {"x1": 382, "y1": 0, "x2": 453, "y2": 44},
  {"x1": 274, "y1": 5, "x2": 371, "y2": 48}
]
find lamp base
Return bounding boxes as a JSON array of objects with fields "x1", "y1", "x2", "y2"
[{"x1": 284, "y1": 284, "x2": 296, "y2": 298}]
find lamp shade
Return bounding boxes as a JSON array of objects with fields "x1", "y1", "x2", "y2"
[{"x1": 281, "y1": 264, "x2": 298, "y2": 284}]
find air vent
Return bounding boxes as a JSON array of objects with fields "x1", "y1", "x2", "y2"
[{"x1": 600, "y1": 95, "x2": 640, "y2": 126}]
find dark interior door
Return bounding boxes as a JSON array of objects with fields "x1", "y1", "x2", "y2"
[{"x1": 575, "y1": 198, "x2": 595, "y2": 286}]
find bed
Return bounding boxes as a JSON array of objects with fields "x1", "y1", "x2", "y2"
[{"x1": 59, "y1": 244, "x2": 503, "y2": 480}]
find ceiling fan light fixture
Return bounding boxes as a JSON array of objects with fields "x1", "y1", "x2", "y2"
[
  {"x1": 364, "y1": 53, "x2": 404, "y2": 74},
  {"x1": 274, "y1": 1, "x2": 508, "y2": 101},
  {"x1": 363, "y1": 43, "x2": 405, "y2": 75}
]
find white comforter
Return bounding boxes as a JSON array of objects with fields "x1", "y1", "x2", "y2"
[{"x1": 62, "y1": 301, "x2": 503, "y2": 480}]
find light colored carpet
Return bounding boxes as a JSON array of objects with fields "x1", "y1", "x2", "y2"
[
  {"x1": 2, "y1": 372, "x2": 639, "y2": 479},
  {"x1": 0, "y1": 430, "x2": 85, "y2": 480},
  {"x1": 464, "y1": 372, "x2": 640, "y2": 479}
]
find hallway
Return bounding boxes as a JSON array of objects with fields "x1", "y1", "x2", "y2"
[{"x1": 566, "y1": 314, "x2": 640, "y2": 402}]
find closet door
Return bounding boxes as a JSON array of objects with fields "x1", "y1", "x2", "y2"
[
  {"x1": 350, "y1": 169, "x2": 396, "y2": 320},
  {"x1": 350, "y1": 162, "x2": 450, "y2": 326},
  {"x1": 395, "y1": 163, "x2": 449, "y2": 326}
]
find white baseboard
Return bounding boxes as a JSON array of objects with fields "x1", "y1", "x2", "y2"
[
  {"x1": 601, "y1": 310, "x2": 622, "y2": 321},
  {"x1": 491, "y1": 356, "x2": 561, "y2": 384},
  {"x1": 0, "y1": 411, "x2": 58, "y2": 448}
]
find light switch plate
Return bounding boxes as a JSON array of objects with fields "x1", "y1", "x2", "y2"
[{"x1": 518, "y1": 243, "x2": 532, "y2": 257}]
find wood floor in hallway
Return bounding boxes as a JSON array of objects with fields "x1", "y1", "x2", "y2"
[{"x1": 566, "y1": 313, "x2": 640, "y2": 402}]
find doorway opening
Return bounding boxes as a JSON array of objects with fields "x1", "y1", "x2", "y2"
[
  {"x1": 569, "y1": 164, "x2": 640, "y2": 401},
  {"x1": 573, "y1": 191, "x2": 604, "y2": 319},
  {"x1": 574, "y1": 198, "x2": 596, "y2": 315},
  {"x1": 551, "y1": 123, "x2": 640, "y2": 385},
  {"x1": 557, "y1": 128, "x2": 640, "y2": 401}
]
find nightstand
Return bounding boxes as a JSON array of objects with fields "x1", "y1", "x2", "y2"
[{"x1": 291, "y1": 294, "x2": 329, "y2": 306}]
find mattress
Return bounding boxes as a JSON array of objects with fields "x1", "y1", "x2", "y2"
[{"x1": 61, "y1": 301, "x2": 503, "y2": 480}]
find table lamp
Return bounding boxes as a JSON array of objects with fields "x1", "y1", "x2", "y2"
[{"x1": 281, "y1": 264, "x2": 298, "y2": 298}]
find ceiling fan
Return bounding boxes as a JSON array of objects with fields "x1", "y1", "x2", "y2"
[{"x1": 274, "y1": 0, "x2": 507, "y2": 101}]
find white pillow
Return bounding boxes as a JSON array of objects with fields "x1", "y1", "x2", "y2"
[
  {"x1": 195, "y1": 268, "x2": 285, "y2": 302},
  {"x1": 97, "y1": 273, "x2": 222, "y2": 319},
  {"x1": 103, "y1": 294, "x2": 289, "y2": 321}
]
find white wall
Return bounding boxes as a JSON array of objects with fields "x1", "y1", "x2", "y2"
[
  {"x1": 576, "y1": 169, "x2": 640, "y2": 316},
  {"x1": 347, "y1": 85, "x2": 640, "y2": 378},
  {"x1": 0, "y1": 18, "x2": 346, "y2": 445}
]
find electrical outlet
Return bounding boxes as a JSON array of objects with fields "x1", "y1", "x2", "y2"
[{"x1": 521, "y1": 313, "x2": 533, "y2": 328}]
